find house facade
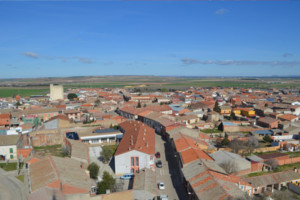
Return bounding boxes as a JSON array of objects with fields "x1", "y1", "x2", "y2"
[
  {"x1": 114, "y1": 121, "x2": 155, "y2": 175},
  {"x1": 0, "y1": 135, "x2": 22, "y2": 161}
]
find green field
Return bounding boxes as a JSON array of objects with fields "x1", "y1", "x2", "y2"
[
  {"x1": 0, "y1": 76, "x2": 299, "y2": 98},
  {"x1": 0, "y1": 88, "x2": 48, "y2": 98},
  {"x1": 201, "y1": 128, "x2": 223, "y2": 134}
]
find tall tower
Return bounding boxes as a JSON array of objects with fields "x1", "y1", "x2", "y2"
[{"x1": 50, "y1": 84, "x2": 64, "y2": 101}]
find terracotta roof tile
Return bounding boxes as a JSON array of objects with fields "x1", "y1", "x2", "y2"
[{"x1": 115, "y1": 120, "x2": 155, "y2": 156}]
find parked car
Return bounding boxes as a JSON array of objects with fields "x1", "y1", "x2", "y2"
[
  {"x1": 158, "y1": 182, "x2": 165, "y2": 190},
  {"x1": 155, "y1": 152, "x2": 161, "y2": 158},
  {"x1": 120, "y1": 173, "x2": 134, "y2": 180},
  {"x1": 159, "y1": 195, "x2": 168, "y2": 200},
  {"x1": 156, "y1": 160, "x2": 162, "y2": 168}
]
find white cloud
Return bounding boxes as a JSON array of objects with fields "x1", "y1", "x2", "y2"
[
  {"x1": 181, "y1": 58, "x2": 300, "y2": 67},
  {"x1": 216, "y1": 9, "x2": 229, "y2": 15},
  {"x1": 21, "y1": 51, "x2": 39, "y2": 59}
]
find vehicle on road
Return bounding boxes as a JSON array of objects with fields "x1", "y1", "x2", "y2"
[
  {"x1": 158, "y1": 182, "x2": 165, "y2": 190},
  {"x1": 159, "y1": 195, "x2": 168, "y2": 200},
  {"x1": 156, "y1": 160, "x2": 162, "y2": 168},
  {"x1": 155, "y1": 152, "x2": 161, "y2": 158},
  {"x1": 120, "y1": 173, "x2": 134, "y2": 180}
]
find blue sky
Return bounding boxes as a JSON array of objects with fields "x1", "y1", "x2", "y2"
[{"x1": 0, "y1": 1, "x2": 299, "y2": 78}]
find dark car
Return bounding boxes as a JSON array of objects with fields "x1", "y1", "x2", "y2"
[
  {"x1": 66, "y1": 132, "x2": 79, "y2": 140},
  {"x1": 155, "y1": 152, "x2": 161, "y2": 158},
  {"x1": 156, "y1": 160, "x2": 162, "y2": 168}
]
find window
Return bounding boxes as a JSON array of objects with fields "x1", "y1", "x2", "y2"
[
  {"x1": 131, "y1": 157, "x2": 134, "y2": 166},
  {"x1": 10, "y1": 155, "x2": 14, "y2": 159},
  {"x1": 150, "y1": 156, "x2": 153, "y2": 160},
  {"x1": 136, "y1": 157, "x2": 139, "y2": 166},
  {"x1": 10, "y1": 148, "x2": 13, "y2": 153}
]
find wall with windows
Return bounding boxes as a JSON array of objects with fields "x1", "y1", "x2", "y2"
[
  {"x1": 0, "y1": 145, "x2": 17, "y2": 161},
  {"x1": 81, "y1": 134, "x2": 122, "y2": 144},
  {"x1": 115, "y1": 150, "x2": 154, "y2": 175}
]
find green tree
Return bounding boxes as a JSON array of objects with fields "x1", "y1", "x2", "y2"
[
  {"x1": 213, "y1": 101, "x2": 221, "y2": 113},
  {"x1": 88, "y1": 162, "x2": 100, "y2": 179},
  {"x1": 161, "y1": 88, "x2": 167, "y2": 92},
  {"x1": 230, "y1": 112, "x2": 236, "y2": 120},
  {"x1": 265, "y1": 103, "x2": 268, "y2": 107},
  {"x1": 97, "y1": 171, "x2": 116, "y2": 194},
  {"x1": 263, "y1": 135, "x2": 273, "y2": 143},
  {"x1": 16, "y1": 101, "x2": 21, "y2": 108},
  {"x1": 137, "y1": 100, "x2": 141, "y2": 108},
  {"x1": 67, "y1": 93, "x2": 77, "y2": 100},
  {"x1": 221, "y1": 137, "x2": 230, "y2": 146},
  {"x1": 100, "y1": 147, "x2": 113, "y2": 163}
]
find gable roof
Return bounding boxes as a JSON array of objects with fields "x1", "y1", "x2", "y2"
[
  {"x1": 181, "y1": 148, "x2": 213, "y2": 165},
  {"x1": 115, "y1": 120, "x2": 155, "y2": 156},
  {"x1": 133, "y1": 168, "x2": 156, "y2": 195},
  {"x1": 258, "y1": 117, "x2": 278, "y2": 124},
  {"x1": 0, "y1": 135, "x2": 20, "y2": 146},
  {"x1": 29, "y1": 156, "x2": 91, "y2": 194},
  {"x1": 242, "y1": 170, "x2": 300, "y2": 187},
  {"x1": 182, "y1": 160, "x2": 251, "y2": 200}
]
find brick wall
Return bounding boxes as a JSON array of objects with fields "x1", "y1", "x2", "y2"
[{"x1": 276, "y1": 156, "x2": 300, "y2": 165}]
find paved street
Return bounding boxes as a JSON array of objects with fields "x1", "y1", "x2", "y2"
[
  {"x1": 155, "y1": 133, "x2": 188, "y2": 200},
  {"x1": 0, "y1": 169, "x2": 27, "y2": 200}
]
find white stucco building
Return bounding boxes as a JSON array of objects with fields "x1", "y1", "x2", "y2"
[
  {"x1": 0, "y1": 135, "x2": 22, "y2": 161},
  {"x1": 114, "y1": 120, "x2": 155, "y2": 175}
]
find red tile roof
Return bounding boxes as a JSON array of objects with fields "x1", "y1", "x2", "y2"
[
  {"x1": 278, "y1": 114, "x2": 298, "y2": 121},
  {"x1": 181, "y1": 148, "x2": 213, "y2": 165},
  {"x1": 115, "y1": 120, "x2": 155, "y2": 156}
]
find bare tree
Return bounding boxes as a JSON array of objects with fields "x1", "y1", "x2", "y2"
[
  {"x1": 245, "y1": 136, "x2": 259, "y2": 154},
  {"x1": 229, "y1": 138, "x2": 245, "y2": 154},
  {"x1": 219, "y1": 160, "x2": 238, "y2": 174}
]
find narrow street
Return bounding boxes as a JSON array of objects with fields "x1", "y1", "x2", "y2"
[
  {"x1": 0, "y1": 169, "x2": 27, "y2": 200},
  {"x1": 155, "y1": 133, "x2": 188, "y2": 200}
]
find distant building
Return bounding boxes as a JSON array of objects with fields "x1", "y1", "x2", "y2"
[{"x1": 50, "y1": 84, "x2": 64, "y2": 101}]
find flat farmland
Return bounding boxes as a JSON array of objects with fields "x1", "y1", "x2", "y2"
[
  {"x1": 0, "y1": 88, "x2": 49, "y2": 98},
  {"x1": 0, "y1": 76, "x2": 299, "y2": 98}
]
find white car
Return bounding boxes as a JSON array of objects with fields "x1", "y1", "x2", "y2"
[{"x1": 158, "y1": 182, "x2": 165, "y2": 190}]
